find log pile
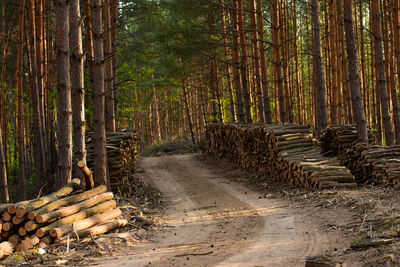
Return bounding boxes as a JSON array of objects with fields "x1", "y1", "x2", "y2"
[
  {"x1": 0, "y1": 179, "x2": 128, "y2": 258},
  {"x1": 204, "y1": 123, "x2": 356, "y2": 189},
  {"x1": 319, "y1": 125, "x2": 374, "y2": 156},
  {"x1": 341, "y1": 143, "x2": 400, "y2": 185},
  {"x1": 86, "y1": 130, "x2": 139, "y2": 193}
]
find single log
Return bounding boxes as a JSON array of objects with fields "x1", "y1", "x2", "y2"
[
  {"x1": 74, "y1": 219, "x2": 128, "y2": 238},
  {"x1": 36, "y1": 192, "x2": 113, "y2": 223},
  {"x1": 2, "y1": 222, "x2": 13, "y2": 232},
  {"x1": 36, "y1": 200, "x2": 116, "y2": 237},
  {"x1": 40, "y1": 236, "x2": 52, "y2": 246},
  {"x1": 29, "y1": 185, "x2": 108, "y2": 220},
  {"x1": 77, "y1": 160, "x2": 94, "y2": 190},
  {"x1": 25, "y1": 221, "x2": 46, "y2": 232},
  {"x1": 18, "y1": 226, "x2": 26, "y2": 237},
  {"x1": 12, "y1": 215, "x2": 27, "y2": 225},
  {"x1": 50, "y1": 207, "x2": 122, "y2": 239},
  {"x1": 8, "y1": 235, "x2": 20, "y2": 247},
  {"x1": 1, "y1": 211, "x2": 12, "y2": 222},
  {"x1": 305, "y1": 256, "x2": 346, "y2": 267},
  {"x1": 350, "y1": 238, "x2": 395, "y2": 250},
  {"x1": 0, "y1": 241, "x2": 14, "y2": 259},
  {"x1": 16, "y1": 178, "x2": 81, "y2": 217}
]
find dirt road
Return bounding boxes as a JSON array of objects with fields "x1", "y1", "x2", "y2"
[{"x1": 97, "y1": 154, "x2": 352, "y2": 267}]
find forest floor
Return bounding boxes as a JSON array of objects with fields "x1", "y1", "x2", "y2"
[{"x1": 87, "y1": 153, "x2": 400, "y2": 267}]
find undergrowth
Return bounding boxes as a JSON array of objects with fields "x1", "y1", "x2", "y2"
[{"x1": 141, "y1": 138, "x2": 200, "y2": 157}]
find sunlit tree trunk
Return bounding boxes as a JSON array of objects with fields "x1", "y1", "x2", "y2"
[{"x1": 70, "y1": 0, "x2": 86, "y2": 178}]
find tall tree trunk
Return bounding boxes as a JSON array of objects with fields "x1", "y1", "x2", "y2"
[
  {"x1": 272, "y1": 0, "x2": 286, "y2": 123},
  {"x1": 329, "y1": 0, "x2": 339, "y2": 124},
  {"x1": 256, "y1": 0, "x2": 272, "y2": 124},
  {"x1": 70, "y1": 0, "x2": 86, "y2": 180},
  {"x1": 221, "y1": 4, "x2": 236, "y2": 122},
  {"x1": 232, "y1": 0, "x2": 245, "y2": 122},
  {"x1": 152, "y1": 75, "x2": 161, "y2": 142},
  {"x1": 28, "y1": 0, "x2": 46, "y2": 192},
  {"x1": 36, "y1": 0, "x2": 48, "y2": 168},
  {"x1": 0, "y1": 125, "x2": 7, "y2": 202},
  {"x1": 250, "y1": 0, "x2": 264, "y2": 123},
  {"x1": 91, "y1": 0, "x2": 109, "y2": 189},
  {"x1": 104, "y1": 0, "x2": 115, "y2": 132},
  {"x1": 237, "y1": 0, "x2": 252, "y2": 123},
  {"x1": 111, "y1": 0, "x2": 118, "y2": 125},
  {"x1": 343, "y1": 0, "x2": 368, "y2": 143},
  {"x1": 55, "y1": 0, "x2": 72, "y2": 186},
  {"x1": 182, "y1": 80, "x2": 196, "y2": 144},
  {"x1": 311, "y1": 0, "x2": 328, "y2": 136},
  {"x1": 17, "y1": 0, "x2": 26, "y2": 199},
  {"x1": 391, "y1": 0, "x2": 400, "y2": 143},
  {"x1": 371, "y1": 0, "x2": 394, "y2": 146}
]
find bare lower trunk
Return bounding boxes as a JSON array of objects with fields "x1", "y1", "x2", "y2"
[
  {"x1": 28, "y1": 0, "x2": 46, "y2": 192},
  {"x1": 371, "y1": 0, "x2": 394, "y2": 146},
  {"x1": 17, "y1": 0, "x2": 26, "y2": 199},
  {"x1": 55, "y1": 0, "x2": 72, "y2": 186},
  {"x1": 311, "y1": 0, "x2": 328, "y2": 136},
  {"x1": 104, "y1": 0, "x2": 115, "y2": 132},
  {"x1": 91, "y1": 0, "x2": 109, "y2": 189},
  {"x1": 70, "y1": 0, "x2": 86, "y2": 179},
  {"x1": 0, "y1": 126, "x2": 8, "y2": 203},
  {"x1": 256, "y1": 0, "x2": 272, "y2": 124},
  {"x1": 343, "y1": 0, "x2": 368, "y2": 143}
]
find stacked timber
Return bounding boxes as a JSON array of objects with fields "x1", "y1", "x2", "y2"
[
  {"x1": 319, "y1": 125, "x2": 374, "y2": 156},
  {"x1": 86, "y1": 130, "x2": 139, "y2": 193},
  {"x1": 0, "y1": 179, "x2": 128, "y2": 257},
  {"x1": 341, "y1": 144, "x2": 400, "y2": 185},
  {"x1": 204, "y1": 123, "x2": 356, "y2": 189}
]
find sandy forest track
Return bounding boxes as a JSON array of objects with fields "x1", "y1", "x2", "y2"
[{"x1": 97, "y1": 154, "x2": 353, "y2": 267}]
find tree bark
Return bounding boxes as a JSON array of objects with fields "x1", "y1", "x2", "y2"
[
  {"x1": 237, "y1": 0, "x2": 252, "y2": 123},
  {"x1": 391, "y1": 0, "x2": 400, "y2": 143},
  {"x1": 27, "y1": 0, "x2": 46, "y2": 193},
  {"x1": 55, "y1": 0, "x2": 73, "y2": 187},
  {"x1": 272, "y1": 0, "x2": 286, "y2": 123},
  {"x1": 256, "y1": 0, "x2": 272, "y2": 124},
  {"x1": 371, "y1": 0, "x2": 394, "y2": 146},
  {"x1": 17, "y1": 0, "x2": 26, "y2": 200},
  {"x1": 70, "y1": 0, "x2": 87, "y2": 181},
  {"x1": 0, "y1": 125, "x2": 8, "y2": 203},
  {"x1": 311, "y1": 0, "x2": 328, "y2": 136},
  {"x1": 343, "y1": 0, "x2": 368, "y2": 143},
  {"x1": 232, "y1": 0, "x2": 245, "y2": 123},
  {"x1": 91, "y1": 0, "x2": 110, "y2": 189},
  {"x1": 111, "y1": 0, "x2": 119, "y2": 124},
  {"x1": 104, "y1": 0, "x2": 115, "y2": 132}
]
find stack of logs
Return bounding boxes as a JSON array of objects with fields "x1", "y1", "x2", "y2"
[
  {"x1": 319, "y1": 125, "x2": 374, "y2": 156},
  {"x1": 0, "y1": 178, "x2": 128, "y2": 259},
  {"x1": 341, "y1": 144, "x2": 400, "y2": 185},
  {"x1": 86, "y1": 130, "x2": 139, "y2": 193},
  {"x1": 204, "y1": 123, "x2": 356, "y2": 189}
]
